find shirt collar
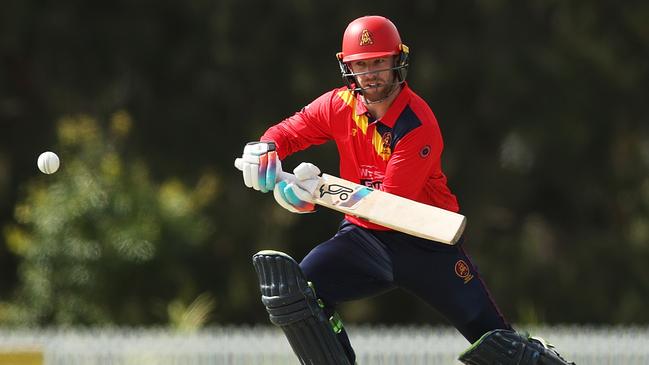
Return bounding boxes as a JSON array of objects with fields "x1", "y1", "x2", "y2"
[{"x1": 353, "y1": 83, "x2": 412, "y2": 128}]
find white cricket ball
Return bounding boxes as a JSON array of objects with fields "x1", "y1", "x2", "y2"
[{"x1": 37, "y1": 151, "x2": 60, "y2": 174}]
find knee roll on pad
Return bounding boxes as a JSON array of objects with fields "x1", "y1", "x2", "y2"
[
  {"x1": 458, "y1": 329, "x2": 575, "y2": 365},
  {"x1": 252, "y1": 250, "x2": 352, "y2": 365}
]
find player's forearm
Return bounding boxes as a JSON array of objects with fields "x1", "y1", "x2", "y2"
[{"x1": 261, "y1": 120, "x2": 329, "y2": 160}]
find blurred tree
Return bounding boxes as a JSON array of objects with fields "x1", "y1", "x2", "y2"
[{"x1": 1, "y1": 112, "x2": 219, "y2": 325}]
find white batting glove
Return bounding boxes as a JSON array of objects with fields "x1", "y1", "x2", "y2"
[
  {"x1": 273, "y1": 162, "x2": 321, "y2": 214},
  {"x1": 241, "y1": 141, "x2": 281, "y2": 193}
]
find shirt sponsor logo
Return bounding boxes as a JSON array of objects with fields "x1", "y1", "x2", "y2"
[
  {"x1": 359, "y1": 165, "x2": 384, "y2": 188},
  {"x1": 360, "y1": 179, "x2": 383, "y2": 189},
  {"x1": 454, "y1": 260, "x2": 474, "y2": 284}
]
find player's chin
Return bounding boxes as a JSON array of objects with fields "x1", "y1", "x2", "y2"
[{"x1": 363, "y1": 86, "x2": 389, "y2": 100}]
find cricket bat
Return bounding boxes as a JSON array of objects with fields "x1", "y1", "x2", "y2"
[{"x1": 234, "y1": 158, "x2": 466, "y2": 245}]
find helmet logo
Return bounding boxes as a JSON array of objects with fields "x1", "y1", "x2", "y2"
[{"x1": 359, "y1": 29, "x2": 374, "y2": 46}]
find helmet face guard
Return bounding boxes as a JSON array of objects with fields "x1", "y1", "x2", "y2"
[
  {"x1": 336, "y1": 44, "x2": 409, "y2": 94},
  {"x1": 336, "y1": 16, "x2": 410, "y2": 100}
]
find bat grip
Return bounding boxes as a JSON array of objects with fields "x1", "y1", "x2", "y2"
[{"x1": 234, "y1": 158, "x2": 297, "y2": 183}]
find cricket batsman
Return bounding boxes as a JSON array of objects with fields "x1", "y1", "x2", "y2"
[{"x1": 237, "y1": 15, "x2": 574, "y2": 364}]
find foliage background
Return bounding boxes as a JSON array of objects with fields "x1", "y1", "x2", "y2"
[{"x1": 1, "y1": 1, "x2": 648, "y2": 328}]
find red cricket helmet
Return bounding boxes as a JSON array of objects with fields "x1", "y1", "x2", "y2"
[
  {"x1": 338, "y1": 15, "x2": 402, "y2": 63},
  {"x1": 336, "y1": 16, "x2": 410, "y2": 97}
]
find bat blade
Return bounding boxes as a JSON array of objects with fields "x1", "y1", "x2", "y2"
[
  {"x1": 314, "y1": 174, "x2": 465, "y2": 245},
  {"x1": 234, "y1": 158, "x2": 465, "y2": 244}
]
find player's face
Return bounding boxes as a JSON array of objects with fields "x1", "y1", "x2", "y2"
[{"x1": 349, "y1": 56, "x2": 396, "y2": 101}]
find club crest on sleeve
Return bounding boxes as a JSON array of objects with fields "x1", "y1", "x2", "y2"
[
  {"x1": 454, "y1": 260, "x2": 474, "y2": 284},
  {"x1": 360, "y1": 29, "x2": 374, "y2": 46},
  {"x1": 419, "y1": 145, "x2": 431, "y2": 158}
]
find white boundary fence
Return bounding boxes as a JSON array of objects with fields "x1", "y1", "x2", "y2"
[{"x1": 0, "y1": 325, "x2": 648, "y2": 364}]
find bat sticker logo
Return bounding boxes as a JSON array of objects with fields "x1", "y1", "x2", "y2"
[
  {"x1": 320, "y1": 184, "x2": 354, "y2": 201},
  {"x1": 320, "y1": 184, "x2": 373, "y2": 209}
]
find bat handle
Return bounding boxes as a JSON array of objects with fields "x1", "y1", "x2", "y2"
[{"x1": 234, "y1": 158, "x2": 297, "y2": 183}]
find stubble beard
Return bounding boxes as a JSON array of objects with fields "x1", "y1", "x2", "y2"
[{"x1": 361, "y1": 78, "x2": 398, "y2": 105}]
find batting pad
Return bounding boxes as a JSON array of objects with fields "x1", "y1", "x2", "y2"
[
  {"x1": 252, "y1": 250, "x2": 351, "y2": 365},
  {"x1": 458, "y1": 329, "x2": 575, "y2": 365}
]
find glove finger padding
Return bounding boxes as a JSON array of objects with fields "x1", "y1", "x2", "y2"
[
  {"x1": 259, "y1": 151, "x2": 278, "y2": 193},
  {"x1": 241, "y1": 142, "x2": 280, "y2": 192},
  {"x1": 273, "y1": 180, "x2": 316, "y2": 214},
  {"x1": 242, "y1": 154, "x2": 259, "y2": 189},
  {"x1": 273, "y1": 181, "x2": 301, "y2": 213}
]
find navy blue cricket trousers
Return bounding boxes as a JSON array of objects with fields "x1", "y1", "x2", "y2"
[{"x1": 299, "y1": 220, "x2": 511, "y2": 362}]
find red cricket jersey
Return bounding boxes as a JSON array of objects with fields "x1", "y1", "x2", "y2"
[{"x1": 261, "y1": 83, "x2": 459, "y2": 231}]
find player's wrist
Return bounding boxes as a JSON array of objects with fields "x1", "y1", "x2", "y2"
[{"x1": 244, "y1": 141, "x2": 276, "y2": 152}]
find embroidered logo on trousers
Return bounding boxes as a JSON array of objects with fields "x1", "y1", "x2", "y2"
[{"x1": 454, "y1": 260, "x2": 474, "y2": 284}]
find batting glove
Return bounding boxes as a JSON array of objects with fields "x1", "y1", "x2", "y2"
[
  {"x1": 241, "y1": 141, "x2": 281, "y2": 193},
  {"x1": 273, "y1": 162, "x2": 321, "y2": 214}
]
